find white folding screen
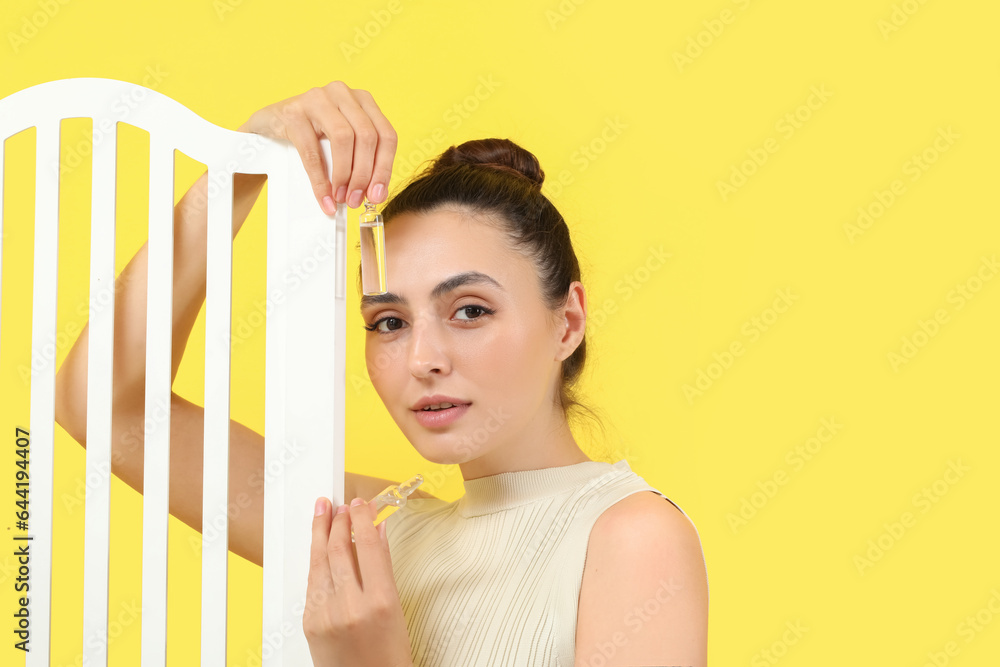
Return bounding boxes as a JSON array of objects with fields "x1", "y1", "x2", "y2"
[{"x1": 0, "y1": 78, "x2": 346, "y2": 666}]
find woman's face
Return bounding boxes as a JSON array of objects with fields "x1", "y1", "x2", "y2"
[{"x1": 361, "y1": 206, "x2": 571, "y2": 467}]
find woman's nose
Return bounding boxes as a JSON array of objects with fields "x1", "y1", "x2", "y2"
[{"x1": 407, "y1": 314, "x2": 451, "y2": 377}]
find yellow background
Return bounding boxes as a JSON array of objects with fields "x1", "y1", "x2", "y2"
[{"x1": 2, "y1": 0, "x2": 999, "y2": 665}]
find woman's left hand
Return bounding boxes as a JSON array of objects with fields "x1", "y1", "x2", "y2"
[{"x1": 304, "y1": 496, "x2": 414, "y2": 667}]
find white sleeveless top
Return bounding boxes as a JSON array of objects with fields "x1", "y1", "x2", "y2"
[{"x1": 384, "y1": 458, "x2": 687, "y2": 667}]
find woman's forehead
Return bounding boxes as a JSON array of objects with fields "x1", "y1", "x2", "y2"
[
  {"x1": 385, "y1": 209, "x2": 519, "y2": 270},
  {"x1": 386, "y1": 206, "x2": 500, "y2": 241}
]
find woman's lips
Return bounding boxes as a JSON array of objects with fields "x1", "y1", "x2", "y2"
[{"x1": 413, "y1": 403, "x2": 470, "y2": 428}]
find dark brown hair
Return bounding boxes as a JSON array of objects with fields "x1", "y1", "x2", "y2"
[{"x1": 361, "y1": 138, "x2": 598, "y2": 426}]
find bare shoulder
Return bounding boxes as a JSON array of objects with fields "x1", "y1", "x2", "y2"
[
  {"x1": 586, "y1": 491, "x2": 706, "y2": 582},
  {"x1": 592, "y1": 491, "x2": 702, "y2": 548},
  {"x1": 575, "y1": 491, "x2": 709, "y2": 667}
]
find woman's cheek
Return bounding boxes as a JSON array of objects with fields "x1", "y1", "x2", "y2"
[
  {"x1": 492, "y1": 322, "x2": 543, "y2": 377},
  {"x1": 365, "y1": 338, "x2": 402, "y2": 386}
]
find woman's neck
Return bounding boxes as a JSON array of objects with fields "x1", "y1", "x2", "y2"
[{"x1": 458, "y1": 414, "x2": 591, "y2": 482}]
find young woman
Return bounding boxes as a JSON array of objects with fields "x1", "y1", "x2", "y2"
[{"x1": 55, "y1": 81, "x2": 708, "y2": 666}]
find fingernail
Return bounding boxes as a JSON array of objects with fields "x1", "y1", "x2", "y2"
[
  {"x1": 322, "y1": 196, "x2": 336, "y2": 215},
  {"x1": 336, "y1": 503, "x2": 348, "y2": 514},
  {"x1": 314, "y1": 498, "x2": 327, "y2": 516},
  {"x1": 371, "y1": 183, "x2": 386, "y2": 202},
  {"x1": 335, "y1": 185, "x2": 347, "y2": 203},
  {"x1": 348, "y1": 189, "x2": 364, "y2": 208},
  {"x1": 350, "y1": 497, "x2": 363, "y2": 507}
]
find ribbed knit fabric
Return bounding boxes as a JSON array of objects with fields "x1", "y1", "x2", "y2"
[{"x1": 384, "y1": 458, "x2": 687, "y2": 667}]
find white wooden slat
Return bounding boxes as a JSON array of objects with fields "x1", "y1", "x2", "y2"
[
  {"x1": 266, "y1": 140, "x2": 343, "y2": 666},
  {"x1": 262, "y1": 156, "x2": 290, "y2": 667},
  {"x1": 81, "y1": 119, "x2": 118, "y2": 667},
  {"x1": 140, "y1": 137, "x2": 174, "y2": 667},
  {"x1": 201, "y1": 167, "x2": 234, "y2": 665},
  {"x1": 26, "y1": 121, "x2": 60, "y2": 667},
  {"x1": 333, "y1": 205, "x2": 347, "y2": 507}
]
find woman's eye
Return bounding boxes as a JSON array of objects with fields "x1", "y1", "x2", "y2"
[
  {"x1": 382, "y1": 317, "x2": 404, "y2": 331},
  {"x1": 455, "y1": 305, "x2": 493, "y2": 321},
  {"x1": 365, "y1": 316, "x2": 406, "y2": 334}
]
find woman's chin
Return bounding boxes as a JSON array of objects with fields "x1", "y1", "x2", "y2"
[
  {"x1": 408, "y1": 436, "x2": 478, "y2": 466},
  {"x1": 413, "y1": 445, "x2": 467, "y2": 466}
]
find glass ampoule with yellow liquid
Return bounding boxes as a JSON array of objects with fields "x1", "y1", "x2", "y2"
[
  {"x1": 360, "y1": 199, "x2": 387, "y2": 296},
  {"x1": 350, "y1": 474, "x2": 424, "y2": 542}
]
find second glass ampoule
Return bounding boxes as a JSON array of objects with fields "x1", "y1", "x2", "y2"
[{"x1": 350, "y1": 474, "x2": 424, "y2": 542}]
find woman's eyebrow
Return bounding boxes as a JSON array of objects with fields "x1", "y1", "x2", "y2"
[{"x1": 360, "y1": 271, "x2": 504, "y2": 310}]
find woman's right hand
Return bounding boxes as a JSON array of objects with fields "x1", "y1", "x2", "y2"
[{"x1": 238, "y1": 81, "x2": 398, "y2": 214}]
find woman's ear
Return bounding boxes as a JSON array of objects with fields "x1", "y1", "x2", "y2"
[{"x1": 556, "y1": 281, "x2": 586, "y2": 361}]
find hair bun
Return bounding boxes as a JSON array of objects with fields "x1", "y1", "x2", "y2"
[{"x1": 432, "y1": 138, "x2": 545, "y2": 188}]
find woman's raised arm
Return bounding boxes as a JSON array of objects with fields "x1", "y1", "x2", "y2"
[{"x1": 53, "y1": 81, "x2": 397, "y2": 566}]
